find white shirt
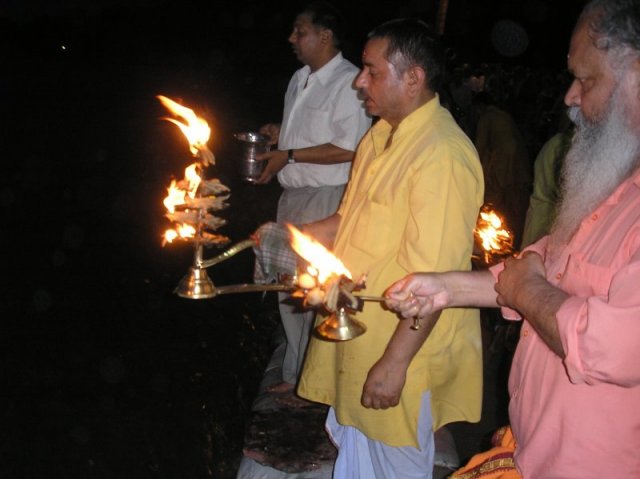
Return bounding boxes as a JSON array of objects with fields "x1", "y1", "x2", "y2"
[{"x1": 277, "y1": 52, "x2": 371, "y2": 189}]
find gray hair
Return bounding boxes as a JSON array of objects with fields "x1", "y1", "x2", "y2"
[{"x1": 580, "y1": 0, "x2": 640, "y2": 66}]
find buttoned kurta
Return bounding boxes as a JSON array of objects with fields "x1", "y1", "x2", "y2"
[
  {"x1": 494, "y1": 168, "x2": 640, "y2": 477},
  {"x1": 298, "y1": 97, "x2": 484, "y2": 447},
  {"x1": 277, "y1": 52, "x2": 371, "y2": 189}
]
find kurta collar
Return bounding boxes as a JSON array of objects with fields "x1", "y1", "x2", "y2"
[
  {"x1": 604, "y1": 165, "x2": 640, "y2": 206},
  {"x1": 370, "y1": 94, "x2": 440, "y2": 153},
  {"x1": 299, "y1": 52, "x2": 345, "y2": 88}
]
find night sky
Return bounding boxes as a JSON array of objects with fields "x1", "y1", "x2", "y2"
[{"x1": 3, "y1": 0, "x2": 587, "y2": 69}]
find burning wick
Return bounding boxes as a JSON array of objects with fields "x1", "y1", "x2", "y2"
[
  {"x1": 297, "y1": 272, "x2": 317, "y2": 290},
  {"x1": 285, "y1": 224, "x2": 390, "y2": 313},
  {"x1": 305, "y1": 287, "x2": 325, "y2": 306}
]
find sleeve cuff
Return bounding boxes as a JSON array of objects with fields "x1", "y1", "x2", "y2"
[
  {"x1": 489, "y1": 262, "x2": 522, "y2": 321},
  {"x1": 557, "y1": 295, "x2": 590, "y2": 384}
]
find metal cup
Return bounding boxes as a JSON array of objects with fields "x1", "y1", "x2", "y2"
[{"x1": 234, "y1": 132, "x2": 270, "y2": 183}]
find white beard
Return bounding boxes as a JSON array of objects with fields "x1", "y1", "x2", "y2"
[{"x1": 550, "y1": 89, "x2": 640, "y2": 248}]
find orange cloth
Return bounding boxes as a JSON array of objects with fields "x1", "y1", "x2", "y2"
[{"x1": 450, "y1": 426, "x2": 521, "y2": 479}]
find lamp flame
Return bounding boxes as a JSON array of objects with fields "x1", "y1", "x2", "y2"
[
  {"x1": 163, "y1": 180, "x2": 185, "y2": 213},
  {"x1": 163, "y1": 229, "x2": 179, "y2": 245},
  {"x1": 162, "y1": 223, "x2": 196, "y2": 246},
  {"x1": 157, "y1": 95, "x2": 215, "y2": 165},
  {"x1": 162, "y1": 163, "x2": 202, "y2": 214},
  {"x1": 184, "y1": 164, "x2": 201, "y2": 198},
  {"x1": 287, "y1": 224, "x2": 352, "y2": 284},
  {"x1": 474, "y1": 206, "x2": 514, "y2": 263}
]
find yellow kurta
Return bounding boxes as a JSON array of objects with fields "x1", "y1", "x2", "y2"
[{"x1": 298, "y1": 96, "x2": 484, "y2": 448}]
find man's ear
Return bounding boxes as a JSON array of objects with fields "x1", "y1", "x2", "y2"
[
  {"x1": 321, "y1": 28, "x2": 333, "y2": 45},
  {"x1": 407, "y1": 66, "x2": 427, "y2": 94}
]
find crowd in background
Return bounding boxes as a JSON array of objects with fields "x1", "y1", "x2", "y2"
[{"x1": 444, "y1": 61, "x2": 572, "y2": 156}]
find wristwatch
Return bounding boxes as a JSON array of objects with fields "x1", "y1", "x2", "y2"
[{"x1": 287, "y1": 149, "x2": 296, "y2": 164}]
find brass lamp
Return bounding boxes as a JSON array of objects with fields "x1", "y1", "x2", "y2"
[
  {"x1": 174, "y1": 239, "x2": 254, "y2": 299},
  {"x1": 315, "y1": 307, "x2": 367, "y2": 341},
  {"x1": 174, "y1": 239, "x2": 295, "y2": 299},
  {"x1": 175, "y1": 266, "x2": 217, "y2": 299}
]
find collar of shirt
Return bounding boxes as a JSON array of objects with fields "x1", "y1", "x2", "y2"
[
  {"x1": 297, "y1": 51, "x2": 346, "y2": 90},
  {"x1": 605, "y1": 165, "x2": 640, "y2": 205},
  {"x1": 369, "y1": 94, "x2": 440, "y2": 157}
]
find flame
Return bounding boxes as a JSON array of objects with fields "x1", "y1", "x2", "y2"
[
  {"x1": 177, "y1": 223, "x2": 196, "y2": 237},
  {"x1": 184, "y1": 163, "x2": 201, "y2": 198},
  {"x1": 287, "y1": 224, "x2": 351, "y2": 283},
  {"x1": 162, "y1": 164, "x2": 202, "y2": 213},
  {"x1": 163, "y1": 229, "x2": 178, "y2": 245},
  {"x1": 163, "y1": 180, "x2": 185, "y2": 213},
  {"x1": 157, "y1": 95, "x2": 214, "y2": 164},
  {"x1": 474, "y1": 206, "x2": 514, "y2": 262},
  {"x1": 163, "y1": 223, "x2": 196, "y2": 246}
]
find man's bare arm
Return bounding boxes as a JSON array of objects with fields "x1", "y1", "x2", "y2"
[
  {"x1": 254, "y1": 144, "x2": 355, "y2": 184},
  {"x1": 385, "y1": 270, "x2": 498, "y2": 319},
  {"x1": 361, "y1": 309, "x2": 440, "y2": 409}
]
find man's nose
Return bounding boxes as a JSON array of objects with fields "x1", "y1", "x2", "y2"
[{"x1": 564, "y1": 79, "x2": 581, "y2": 107}]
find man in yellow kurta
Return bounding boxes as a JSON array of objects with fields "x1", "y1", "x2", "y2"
[{"x1": 297, "y1": 19, "x2": 484, "y2": 477}]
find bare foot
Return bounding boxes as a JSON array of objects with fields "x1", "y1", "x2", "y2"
[{"x1": 265, "y1": 381, "x2": 295, "y2": 394}]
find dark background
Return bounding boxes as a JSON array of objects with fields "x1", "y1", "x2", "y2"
[{"x1": 2, "y1": 1, "x2": 585, "y2": 478}]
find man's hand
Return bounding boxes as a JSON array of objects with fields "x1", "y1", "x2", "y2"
[
  {"x1": 259, "y1": 123, "x2": 281, "y2": 146},
  {"x1": 384, "y1": 273, "x2": 451, "y2": 319},
  {"x1": 361, "y1": 356, "x2": 407, "y2": 409},
  {"x1": 495, "y1": 251, "x2": 546, "y2": 311},
  {"x1": 385, "y1": 270, "x2": 498, "y2": 317},
  {"x1": 496, "y1": 251, "x2": 568, "y2": 357},
  {"x1": 254, "y1": 149, "x2": 288, "y2": 184}
]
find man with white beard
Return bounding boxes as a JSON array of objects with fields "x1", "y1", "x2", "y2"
[
  {"x1": 553, "y1": 86, "x2": 640, "y2": 248},
  {"x1": 384, "y1": 0, "x2": 640, "y2": 477}
]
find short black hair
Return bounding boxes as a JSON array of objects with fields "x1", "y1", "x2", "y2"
[
  {"x1": 300, "y1": 1, "x2": 346, "y2": 48},
  {"x1": 367, "y1": 18, "x2": 444, "y2": 92}
]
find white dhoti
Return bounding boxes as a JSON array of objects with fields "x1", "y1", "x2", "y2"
[{"x1": 326, "y1": 391, "x2": 435, "y2": 479}]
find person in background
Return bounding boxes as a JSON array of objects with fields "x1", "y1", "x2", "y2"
[
  {"x1": 386, "y1": 1, "x2": 640, "y2": 476},
  {"x1": 254, "y1": 1, "x2": 371, "y2": 395},
  {"x1": 297, "y1": 19, "x2": 483, "y2": 477},
  {"x1": 519, "y1": 126, "x2": 573, "y2": 248},
  {"x1": 473, "y1": 91, "x2": 532, "y2": 246}
]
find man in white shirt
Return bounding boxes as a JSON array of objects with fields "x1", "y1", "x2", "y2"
[{"x1": 255, "y1": 1, "x2": 371, "y2": 394}]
